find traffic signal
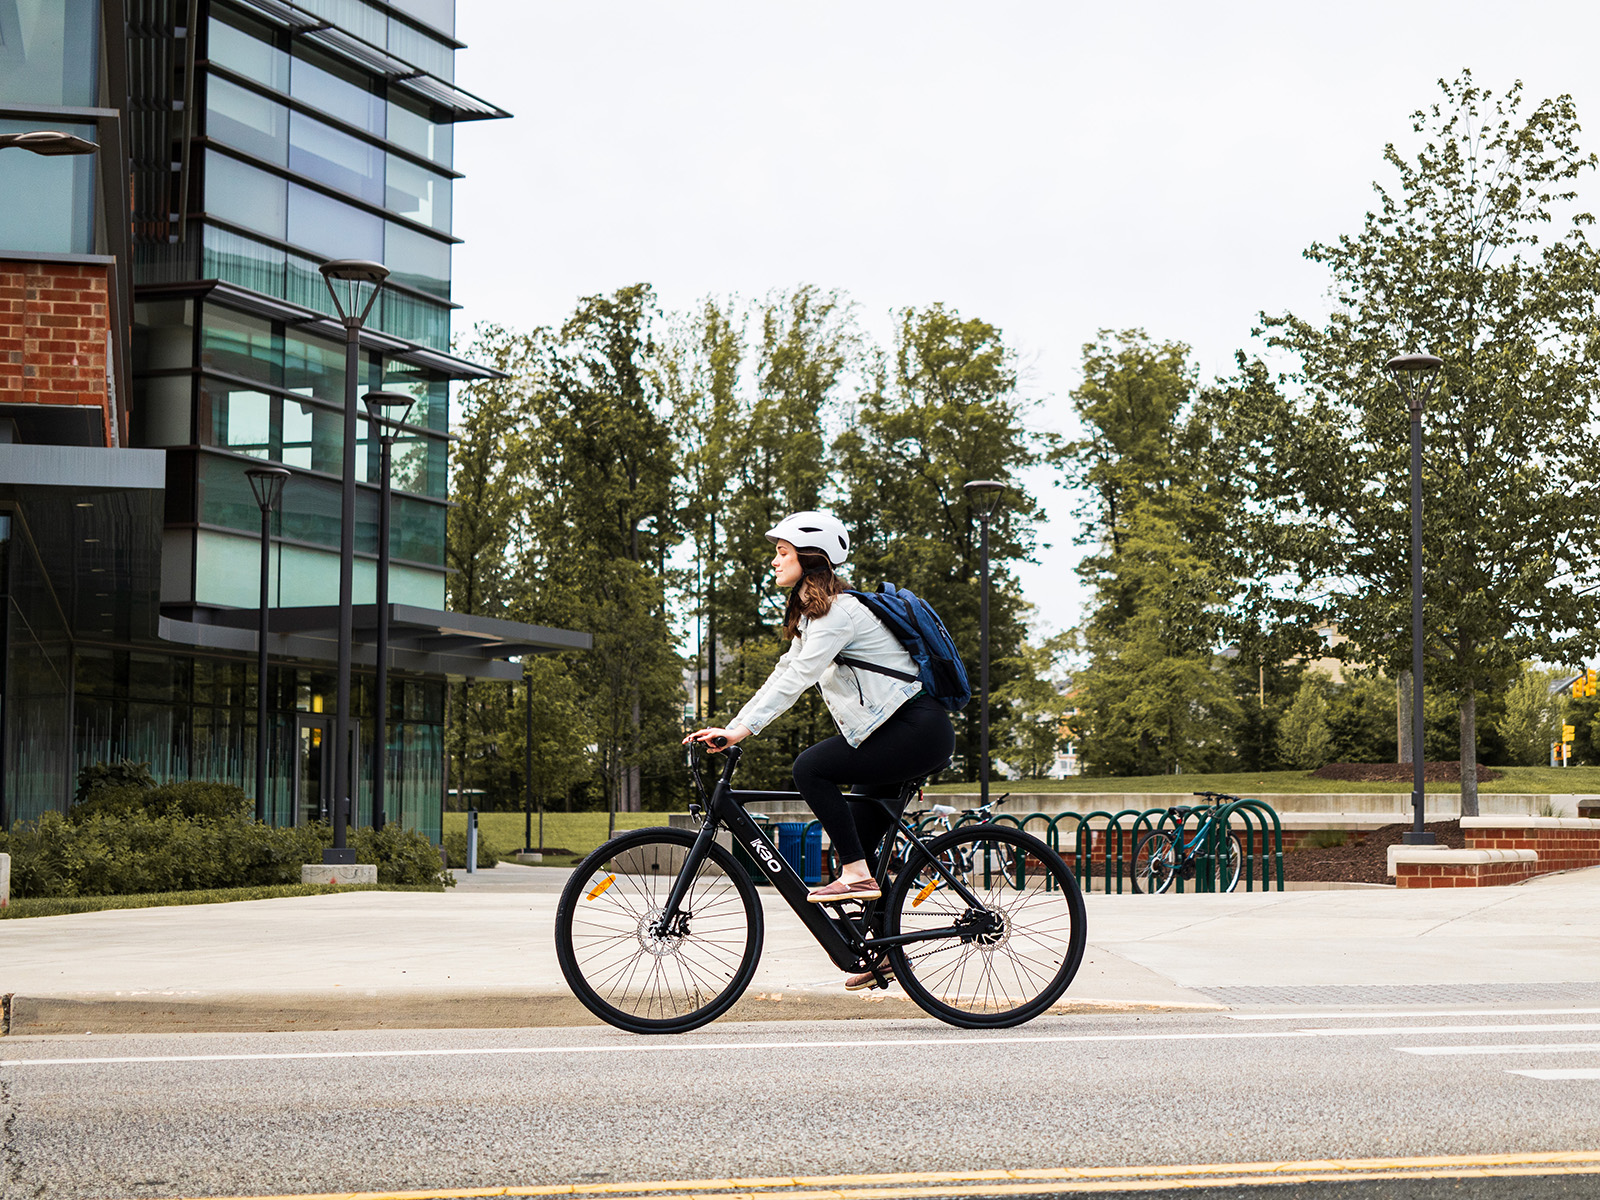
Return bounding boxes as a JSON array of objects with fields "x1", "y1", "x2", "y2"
[
  {"x1": 1563, "y1": 724, "x2": 1576, "y2": 743},
  {"x1": 1586, "y1": 670, "x2": 1596, "y2": 698}
]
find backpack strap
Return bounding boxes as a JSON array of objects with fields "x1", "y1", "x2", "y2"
[{"x1": 835, "y1": 654, "x2": 919, "y2": 684}]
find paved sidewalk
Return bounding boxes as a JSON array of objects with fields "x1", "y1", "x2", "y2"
[{"x1": 3, "y1": 862, "x2": 1598, "y2": 1035}]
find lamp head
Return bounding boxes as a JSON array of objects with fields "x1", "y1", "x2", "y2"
[
  {"x1": 362, "y1": 390, "x2": 417, "y2": 430},
  {"x1": 1385, "y1": 352, "x2": 1444, "y2": 414},
  {"x1": 0, "y1": 130, "x2": 98, "y2": 156},
  {"x1": 963, "y1": 479, "x2": 1007, "y2": 519},
  {"x1": 318, "y1": 259, "x2": 389, "y2": 326},
  {"x1": 245, "y1": 465, "x2": 292, "y2": 513}
]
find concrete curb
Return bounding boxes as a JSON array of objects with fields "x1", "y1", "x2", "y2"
[{"x1": 0, "y1": 989, "x2": 1219, "y2": 1037}]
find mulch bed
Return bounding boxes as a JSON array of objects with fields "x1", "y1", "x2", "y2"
[
  {"x1": 1281, "y1": 820, "x2": 1463, "y2": 884},
  {"x1": 1312, "y1": 761, "x2": 1500, "y2": 783}
]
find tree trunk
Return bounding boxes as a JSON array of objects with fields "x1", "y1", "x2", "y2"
[
  {"x1": 1460, "y1": 686, "x2": 1479, "y2": 818},
  {"x1": 1397, "y1": 671, "x2": 1414, "y2": 764}
]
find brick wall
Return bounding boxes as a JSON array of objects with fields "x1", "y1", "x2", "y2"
[
  {"x1": 1463, "y1": 823, "x2": 1600, "y2": 874},
  {"x1": 0, "y1": 260, "x2": 113, "y2": 443},
  {"x1": 1394, "y1": 859, "x2": 1541, "y2": 889}
]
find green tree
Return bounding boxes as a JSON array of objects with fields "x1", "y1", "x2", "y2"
[
  {"x1": 1499, "y1": 664, "x2": 1566, "y2": 766},
  {"x1": 1277, "y1": 676, "x2": 1334, "y2": 769},
  {"x1": 991, "y1": 631, "x2": 1073, "y2": 779},
  {"x1": 836, "y1": 303, "x2": 1045, "y2": 780},
  {"x1": 1256, "y1": 72, "x2": 1600, "y2": 815}
]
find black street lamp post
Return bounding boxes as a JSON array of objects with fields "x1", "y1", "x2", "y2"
[
  {"x1": 361, "y1": 390, "x2": 415, "y2": 832},
  {"x1": 1386, "y1": 352, "x2": 1444, "y2": 846},
  {"x1": 963, "y1": 480, "x2": 1007, "y2": 807},
  {"x1": 245, "y1": 466, "x2": 290, "y2": 825},
  {"x1": 319, "y1": 260, "x2": 388, "y2": 861}
]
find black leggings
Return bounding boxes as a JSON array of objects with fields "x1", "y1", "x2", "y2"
[{"x1": 791, "y1": 694, "x2": 957, "y2": 866}]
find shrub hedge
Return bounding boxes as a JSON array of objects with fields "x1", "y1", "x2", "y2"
[
  {"x1": 0, "y1": 808, "x2": 452, "y2": 898},
  {"x1": 442, "y1": 824, "x2": 501, "y2": 869}
]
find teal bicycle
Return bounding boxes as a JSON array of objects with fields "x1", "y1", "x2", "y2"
[{"x1": 1131, "y1": 792, "x2": 1244, "y2": 894}]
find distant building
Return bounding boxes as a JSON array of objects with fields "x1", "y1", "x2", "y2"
[{"x1": 1, "y1": 0, "x2": 586, "y2": 837}]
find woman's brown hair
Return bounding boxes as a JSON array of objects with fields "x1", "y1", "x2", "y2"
[{"x1": 782, "y1": 549, "x2": 849, "y2": 640}]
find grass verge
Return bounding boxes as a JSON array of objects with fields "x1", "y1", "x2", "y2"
[
  {"x1": 924, "y1": 765, "x2": 1600, "y2": 796},
  {"x1": 1, "y1": 881, "x2": 446, "y2": 920},
  {"x1": 441, "y1": 811, "x2": 666, "y2": 866}
]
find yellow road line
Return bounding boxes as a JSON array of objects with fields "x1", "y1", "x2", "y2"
[{"x1": 130, "y1": 1150, "x2": 1600, "y2": 1200}]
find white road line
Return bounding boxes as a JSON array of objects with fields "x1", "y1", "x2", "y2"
[
  {"x1": 9, "y1": 1021, "x2": 1600, "y2": 1068},
  {"x1": 1229, "y1": 1007, "x2": 1600, "y2": 1021},
  {"x1": 1398, "y1": 1043, "x2": 1600, "y2": 1056},
  {"x1": 1509, "y1": 1068, "x2": 1600, "y2": 1080}
]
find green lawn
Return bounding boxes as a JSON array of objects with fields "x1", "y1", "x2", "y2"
[
  {"x1": 924, "y1": 765, "x2": 1600, "y2": 796},
  {"x1": 442, "y1": 810, "x2": 665, "y2": 866},
  {"x1": 0, "y1": 881, "x2": 447, "y2": 920}
]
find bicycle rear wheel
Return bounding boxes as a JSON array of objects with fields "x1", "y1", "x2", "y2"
[
  {"x1": 1131, "y1": 831, "x2": 1178, "y2": 894},
  {"x1": 884, "y1": 825, "x2": 1086, "y2": 1029},
  {"x1": 555, "y1": 827, "x2": 763, "y2": 1034}
]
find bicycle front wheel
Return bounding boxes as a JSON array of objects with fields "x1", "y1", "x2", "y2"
[
  {"x1": 555, "y1": 827, "x2": 763, "y2": 1034},
  {"x1": 884, "y1": 825, "x2": 1086, "y2": 1029},
  {"x1": 1131, "y1": 831, "x2": 1178, "y2": 894}
]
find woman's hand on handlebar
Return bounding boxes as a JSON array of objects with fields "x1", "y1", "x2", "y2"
[{"x1": 683, "y1": 725, "x2": 750, "y2": 753}]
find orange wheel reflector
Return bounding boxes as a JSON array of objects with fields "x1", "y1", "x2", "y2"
[
  {"x1": 586, "y1": 874, "x2": 617, "y2": 901},
  {"x1": 912, "y1": 879, "x2": 938, "y2": 907}
]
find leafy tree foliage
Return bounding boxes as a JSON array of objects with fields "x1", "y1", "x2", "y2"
[{"x1": 1254, "y1": 71, "x2": 1600, "y2": 814}]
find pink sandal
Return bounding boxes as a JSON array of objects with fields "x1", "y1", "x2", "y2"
[{"x1": 806, "y1": 877, "x2": 882, "y2": 903}]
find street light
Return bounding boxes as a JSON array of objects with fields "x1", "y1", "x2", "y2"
[
  {"x1": 319, "y1": 259, "x2": 389, "y2": 862},
  {"x1": 361, "y1": 389, "x2": 416, "y2": 833},
  {"x1": 963, "y1": 479, "x2": 1006, "y2": 807},
  {"x1": 245, "y1": 466, "x2": 291, "y2": 825},
  {"x1": 0, "y1": 130, "x2": 98, "y2": 156},
  {"x1": 1386, "y1": 351, "x2": 1444, "y2": 847}
]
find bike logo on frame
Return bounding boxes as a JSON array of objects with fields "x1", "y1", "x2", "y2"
[{"x1": 749, "y1": 838, "x2": 785, "y2": 876}]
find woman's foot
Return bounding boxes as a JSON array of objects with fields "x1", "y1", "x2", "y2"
[
  {"x1": 845, "y1": 958, "x2": 895, "y2": 991},
  {"x1": 806, "y1": 877, "x2": 882, "y2": 903}
]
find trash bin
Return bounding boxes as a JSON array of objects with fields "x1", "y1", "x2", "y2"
[{"x1": 777, "y1": 821, "x2": 824, "y2": 884}]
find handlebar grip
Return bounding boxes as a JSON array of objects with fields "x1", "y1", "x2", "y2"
[{"x1": 707, "y1": 735, "x2": 728, "y2": 750}]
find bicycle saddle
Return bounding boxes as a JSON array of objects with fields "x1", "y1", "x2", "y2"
[{"x1": 1166, "y1": 805, "x2": 1197, "y2": 818}]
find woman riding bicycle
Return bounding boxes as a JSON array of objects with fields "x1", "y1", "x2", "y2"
[{"x1": 684, "y1": 511, "x2": 956, "y2": 986}]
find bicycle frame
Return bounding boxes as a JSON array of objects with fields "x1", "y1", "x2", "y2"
[{"x1": 664, "y1": 746, "x2": 995, "y2": 972}]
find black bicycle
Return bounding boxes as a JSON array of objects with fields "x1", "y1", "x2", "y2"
[{"x1": 554, "y1": 744, "x2": 1088, "y2": 1034}]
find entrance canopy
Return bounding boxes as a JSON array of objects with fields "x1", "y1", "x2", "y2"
[{"x1": 163, "y1": 603, "x2": 591, "y2": 680}]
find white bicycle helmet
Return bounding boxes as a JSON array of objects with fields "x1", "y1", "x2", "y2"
[{"x1": 766, "y1": 510, "x2": 850, "y2": 566}]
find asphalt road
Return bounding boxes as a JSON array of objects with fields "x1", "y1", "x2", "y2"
[{"x1": 4, "y1": 1006, "x2": 1600, "y2": 1200}]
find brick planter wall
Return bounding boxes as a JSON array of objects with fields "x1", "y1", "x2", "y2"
[
  {"x1": 1391, "y1": 817, "x2": 1600, "y2": 888},
  {"x1": 0, "y1": 260, "x2": 113, "y2": 443}
]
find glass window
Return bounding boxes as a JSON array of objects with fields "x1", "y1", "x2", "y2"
[
  {"x1": 194, "y1": 529, "x2": 271, "y2": 609},
  {"x1": 207, "y1": 7, "x2": 288, "y2": 92},
  {"x1": 201, "y1": 306, "x2": 280, "y2": 386},
  {"x1": 389, "y1": 0, "x2": 453, "y2": 39},
  {"x1": 385, "y1": 154, "x2": 451, "y2": 233},
  {"x1": 291, "y1": 47, "x2": 384, "y2": 137},
  {"x1": 387, "y1": 96, "x2": 453, "y2": 168},
  {"x1": 205, "y1": 152, "x2": 288, "y2": 239},
  {"x1": 388, "y1": 433, "x2": 447, "y2": 499},
  {"x1": 381, "y1": 362, "x2": 449, "y2": 432},
  {"x1": 283, "y1": 330, "x2": 346, "y2": 403},
  {"x1": 294, "y1": 0, "x2": 385, "y2": 47},
  {"x1": 0, "y1": 118, "x2": 96, "y2": 254},
  {"x1": 287, "y1": 183, "x2": 383, "y2": 262},
  {"x1": 280, "y1": 396, "x2": 350, "y2": 476},
  {"x1": 384, "y1": 222, "x2": 450, "y2": 300},
  {"x1": 379, "y1": 289, "x2": 449, "y2": 351},
  {"x1": 289, "y1": 113, "x2": 384, "y2": 205},
  {"x1": 393, "y1": 496, "x2": 446, "y2": 565},
  {"x1": 202, "y1": 225, "x2": 288, "y2": 298},
  {"x1": 386, "y1": 16, "x2": 453, "y2": 81},
  {"x1": 205, "y1": 75, "x2": 288, "y2": 165},
  {"x1": 0, "y1": 0, "x2": 100, "y2": 107},
  {"x1": 200, "y1": 382, "x2": 274, "y2": 458}
]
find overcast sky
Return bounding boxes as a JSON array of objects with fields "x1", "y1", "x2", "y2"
[{"x1": 449, "y1": 0, "x2": 1600, "y2": 638}]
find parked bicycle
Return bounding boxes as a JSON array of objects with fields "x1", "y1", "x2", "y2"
[
  {"x1": 823, "y1": 793, "x2": 1014, "y2": 882},
  {"x1": 1130, "y1": 792, "x2": 1244, "y2": 894},
  {"x1": 554, "y1": 745, "x2": 1087, "y2": 1033}
]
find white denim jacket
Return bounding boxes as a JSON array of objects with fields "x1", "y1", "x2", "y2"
[{"x1": 733, "y1": 593, "x2": 922, "y2": 748}]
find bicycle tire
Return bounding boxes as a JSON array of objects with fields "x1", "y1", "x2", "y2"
[
  {"x1": 1219, "y1": 832, "x2": 1242, "y2": 892},
  {"x1": 555, "y1": 827, "x2": 763, "y2": 1034},
  {"x1": 884, "y1": 824, "x2": 1087, "y2": 1029},
  {"x1": 1131, "y1": 831, "x2": 1178, "y2": 894}
]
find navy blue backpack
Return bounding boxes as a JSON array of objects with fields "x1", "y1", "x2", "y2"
[{"x1": 836, "y1": 582, "x2": 972, "y2": 712}]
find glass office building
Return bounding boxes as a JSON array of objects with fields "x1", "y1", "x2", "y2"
[{"x1": 0, "y1": 0, "x2": 585, "y2": 838}]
